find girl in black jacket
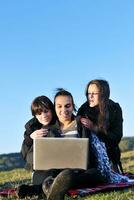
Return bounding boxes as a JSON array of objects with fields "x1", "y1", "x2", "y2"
[
  {"x1": 77, "y1": 79, "x2": 123, "y2": 173},
  {"x1": 21, "y1": 95, "x2": 60, "y2": 170}
]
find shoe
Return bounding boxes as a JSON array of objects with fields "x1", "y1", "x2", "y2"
[
  {"x1": 42, "y1": 169, "x2": 74, "y2": 200},
  {"x1": 42, "y1": 176, "x2": 54, "y2": 199},
  {"x1": 17, "y1": 184, "x2": 42, "y2": 198},
  {"x1": 17, "y1": 184, "x2": 32, "y2": 198}
]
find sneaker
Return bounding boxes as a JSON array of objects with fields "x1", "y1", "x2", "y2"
[
  {"x1": 42, "y1": 169, "x2": 74, "y2": 200},
  {"x1": 17, "y1": 184, "x2": 42, "y2": 198},
  {"x1": 42, "y1": 176, "x2": 54, "y2": 198}
]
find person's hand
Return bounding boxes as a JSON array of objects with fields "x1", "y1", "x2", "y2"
[
  {"x1": 30, "y1": 128, "x2": 48, "y2": 139},
  {"x1": 80, "y1": 117, "x2": 94, "y2": 130}
]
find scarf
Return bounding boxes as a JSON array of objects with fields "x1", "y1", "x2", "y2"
[{"x1": 89, "y1": 132, "x2": 129, "y2": 183}]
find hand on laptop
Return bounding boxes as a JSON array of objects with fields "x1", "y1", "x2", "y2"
[{"x1": 30, "y1": 128, "x2": 48, "y2": 139}]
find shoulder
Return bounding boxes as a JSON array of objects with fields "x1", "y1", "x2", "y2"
[
  {"x1": 77, "y1": 101, "x2": 88, "y2": 113},
  {"x1": 79, "y1": 101, "x2": 88, "y2": 109},
  {"x1": 25, "y1": 117, "x2": 42, "y2": 130},
  {"x1": 108, "y1": 99, "x2": 122, "y2": 113}
]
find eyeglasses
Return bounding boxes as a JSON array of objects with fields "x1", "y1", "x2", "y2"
[{"x1": 88, "y1": 92, "x2": 99, "y2": 96}]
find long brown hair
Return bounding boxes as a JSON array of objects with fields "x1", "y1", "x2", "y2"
[{"x1": 85, "y1": 79, "x2": 110, "y2": 133}]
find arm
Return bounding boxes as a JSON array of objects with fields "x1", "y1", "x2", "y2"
[
  {"x1": 23, "y1": 118, "x2": 42, "y2": 146},
  {"x1": 21, "y1": 118, "x2": 42, "y2": 160},
  {"x1": 77, "y1": 102, "x2": 97, "y2": 137}
]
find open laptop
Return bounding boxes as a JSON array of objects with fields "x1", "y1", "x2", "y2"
[{"x1": 33, "y1": 137, "x2": 89, "y2": 170}]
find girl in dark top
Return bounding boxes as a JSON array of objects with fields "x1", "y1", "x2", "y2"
[
  {"x1": 77, "y1": 79, "x2": 123, "y2": 173},
  {"x1": 21, "y1": 95, "x2": 60, "y2": 170}
]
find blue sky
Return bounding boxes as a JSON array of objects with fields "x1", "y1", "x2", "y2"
[{"x1": 0, "y1": 0, "x2": 134, "y2": 154}]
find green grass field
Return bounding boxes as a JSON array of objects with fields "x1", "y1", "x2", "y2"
[{"x1": 0, "y1": 150, "x2": 134, "y2": 200}]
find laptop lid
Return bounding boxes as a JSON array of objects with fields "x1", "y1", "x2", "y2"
[{"x1": 33, "y1": 137, "x2": 89, "y2": 170}]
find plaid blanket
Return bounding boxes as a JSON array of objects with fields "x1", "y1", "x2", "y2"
[
  {"x1": 0, "y1": 188, "x2": 17, "y2": 197},
  {"x1": 68, "y1": 173, "x2": 134, "y2": 197},
  {"x1": 68, "y1": 180, "x2": 134, "y2": 197}
]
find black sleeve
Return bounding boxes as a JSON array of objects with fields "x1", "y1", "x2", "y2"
[
  {"x1": 76, "y1": 104, "x2": 87, "y2": 138},
  {"x1": 77, "y1": 102, "x2": 87, "y2": 117},
  {"x1": 77, "y1": 102, "x2": 96, "y2": 138},
  {"x1": 97, "y1": 103, "x2": 123, "y2": 147},
  {"x1": 21, "y1": 118, "x2": 42, "y2": 160},
  {"x1": 23, "y1": 118, "x2": 42, "y2": 147},
  {"x1": 76, "y1": 116, "x2": 83, "y2": 138},
  {"x1": 77, "y1": 102, "x2": 87, "y2": 136}
]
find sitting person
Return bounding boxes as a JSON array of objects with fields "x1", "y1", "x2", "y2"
[
  {"x1": 21, "y1": 95, "x2": 60, "y2": 171},
  {"x1": 77, "y1": 79, "x2": 124, "y2": 173}
]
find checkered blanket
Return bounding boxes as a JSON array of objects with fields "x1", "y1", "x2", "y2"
[
  {"x1": 68, "y1": 179, "x2": 134, "y2": 197},
  {"x1": 0, "y1": 188, "x2": 17, "y2": 197}
]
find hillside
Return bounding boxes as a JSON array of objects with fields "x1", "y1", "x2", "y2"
[
  {"x1": 119, "y1": 136, "x2": 134, "y2": 152},
  {"x1": 0, "y1": 153, "x2": 25, "y2": 171}
]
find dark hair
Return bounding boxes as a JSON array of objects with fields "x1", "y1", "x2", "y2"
[
  {"x1": 85, "y1": 79, "x2": 110, "y2": 133},
  {"x1": 54, "y1": 88, "x2": 77, "y2": 113},
  {"x1": 31, "y1": 95, "x2": 57, "y2": 123},
  {"x1": 85, "y1": 79, "x2": 110, "y2": 101}
]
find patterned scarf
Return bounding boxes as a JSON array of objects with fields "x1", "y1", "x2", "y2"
[{"x1": 89, "y1": 132, "x2": 129, "y2": 183}]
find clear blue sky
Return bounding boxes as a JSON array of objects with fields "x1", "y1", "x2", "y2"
[{"x1": 0, "y1": 0, "x2": 134, "y2": 154}]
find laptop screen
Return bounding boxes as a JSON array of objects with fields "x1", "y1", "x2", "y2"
[{"x1": 33, "y1": 137, "x2": 89, "y2": 170}]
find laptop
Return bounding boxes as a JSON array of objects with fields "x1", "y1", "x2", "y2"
[{"x1": 33, "y1": 137, "x2": 89, "y2": 170}]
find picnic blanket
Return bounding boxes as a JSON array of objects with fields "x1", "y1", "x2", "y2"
[
  {"x1": 68, "y1": 180, "x2": 134, "y2": 197},
  {"x1": 0, "y1": 173, "x2": 134, "y2": 198},
  {"x1": 0, "y1": 188, "x2": 17, "y2": 197}
]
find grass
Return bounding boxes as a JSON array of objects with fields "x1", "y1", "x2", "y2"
[{"x1": 0, "y1": 151, "x2": 134, "y2": 200}]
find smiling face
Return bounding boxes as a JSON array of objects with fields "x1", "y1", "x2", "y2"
[
  {"x1": 87, "y1": 84, "x2": 99, "y2": 107},
  {"x1": 55, "y1": 95, "x2": 74, "y2": 123},
  {"x1": 35, "y1": 109, "x2": 53, "y2": 126}
]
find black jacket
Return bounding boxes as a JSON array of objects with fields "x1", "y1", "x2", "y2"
[
  {"x1": 21, "y1": 117, "x2": 61, "y2": 161},
  {"x1": 77, "y1": 99, "x2": 123, "y2": 164}
]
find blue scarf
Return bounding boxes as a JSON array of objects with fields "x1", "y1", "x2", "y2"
[{"x1": 89, "y1": 132, "x2": 129, "y2": 183}]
